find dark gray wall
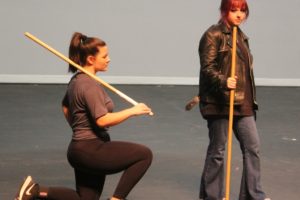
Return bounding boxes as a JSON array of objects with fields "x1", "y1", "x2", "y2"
[{"x1": 1, "y1": 0, "x2": 300, "y2": 85}]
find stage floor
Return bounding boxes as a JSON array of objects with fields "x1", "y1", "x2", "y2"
[{"x1": 1, "y1": 84, "x2": 299, "y2": 200}]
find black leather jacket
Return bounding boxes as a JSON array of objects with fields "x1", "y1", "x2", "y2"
[{"x1": 198, "y1": 22, "x2": 257, "y2": 116}]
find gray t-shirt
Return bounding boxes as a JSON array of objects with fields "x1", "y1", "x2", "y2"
[{"x1": 63, "y1": 73, "x2": 114, "y2": 140}]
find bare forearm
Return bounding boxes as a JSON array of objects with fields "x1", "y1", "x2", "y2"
[
  {"x1": 96, "y1": 108, "x2": 135, "y2": 127},
  {"x1": 97, "y1": 103, "x2": 151, "y2": 128}
]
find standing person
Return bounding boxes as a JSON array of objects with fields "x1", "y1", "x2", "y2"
[
  {"x1": 15, "y1": 32, "x2": 153, "y2": 200},
  {"x1": 198, "y1": 0, "x2": 270, "y2": 200}
]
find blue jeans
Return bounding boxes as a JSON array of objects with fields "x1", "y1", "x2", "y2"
[{"x1": 199, "y1": 116, "x2": 266, "y2": 200}]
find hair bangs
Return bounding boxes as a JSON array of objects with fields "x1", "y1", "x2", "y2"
[{"x1": 231, "y1": 0, "x2": 248, "y2": 11}]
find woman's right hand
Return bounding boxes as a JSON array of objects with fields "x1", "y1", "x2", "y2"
[
  {"x1": 97, "y1": 103, "x2": 152, "y2": 128},
  {"x1": 130, "y1": 103, "x2": 152, "y2": 116},
  {"x1": 227, "y1": 76, "x2": 237, "y2": 89}
]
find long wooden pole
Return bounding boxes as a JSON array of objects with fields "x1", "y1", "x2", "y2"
[
  {"x1": 24, "y1": 32, "x2": 153, "y2": 115},
  {"x1": 225, "y1": 26, "x2": 237, "y2": 200}
]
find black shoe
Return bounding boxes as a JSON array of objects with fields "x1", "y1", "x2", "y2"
[{"x1": 15, "y1": 176, "x2": 39, "y2": 200}]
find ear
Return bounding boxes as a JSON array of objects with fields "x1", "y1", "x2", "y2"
[{"x1": 86, "y1": 55, "x2": 95, "y2": 65}]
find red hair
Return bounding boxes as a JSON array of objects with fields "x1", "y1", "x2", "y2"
[{"x1": 220, "y1": 0, "x2": 249, "y2": 22}]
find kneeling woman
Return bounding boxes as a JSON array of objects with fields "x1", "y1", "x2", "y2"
[{"x1": 16, "y1": 32, "x2": 153, "y2": 200}]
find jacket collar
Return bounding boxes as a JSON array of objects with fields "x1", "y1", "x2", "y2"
[
  {"x1": 218, "y1": 21, "x2": 249, "y2": 41},
  {"x1": 218, "y1": 22, "x2": 250, "y2": 63}
]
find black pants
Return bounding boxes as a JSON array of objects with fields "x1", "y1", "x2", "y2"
[{"x1": 46, "y1": 139, "x2": 152, "y2": 200}]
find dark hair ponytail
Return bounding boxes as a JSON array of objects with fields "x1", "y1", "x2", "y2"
[{"x1": 68, "y1": 32, "x2": 106, "y2": 73}]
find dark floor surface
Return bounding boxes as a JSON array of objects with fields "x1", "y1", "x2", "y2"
[{"x1": 0, "y1": 84, "x2": 299, "y2": 200}]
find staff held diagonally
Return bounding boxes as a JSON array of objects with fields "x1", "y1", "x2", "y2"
[{"x1": 24, "y1": 32, "x2": 153, "y2": 116}]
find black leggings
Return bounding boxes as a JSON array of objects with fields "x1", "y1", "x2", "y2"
[{"x1": 46, "y1": 139, "x2": 152, "y2": 200}]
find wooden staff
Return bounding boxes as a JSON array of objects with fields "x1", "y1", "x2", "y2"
[
  {"x1": 24, "y1": 32, "x2": 153, "y2": 115},
  {"x1": 225, "y1": 26, "x2": 237, "y2": 200}
]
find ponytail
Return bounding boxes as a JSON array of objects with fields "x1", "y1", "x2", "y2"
[{"x1": 68, "y1": 32, "x2": 106, "y2": 73}]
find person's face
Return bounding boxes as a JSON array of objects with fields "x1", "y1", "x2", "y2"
[
  {"x1": 227, "y1": 7, "x2": 246, "y2": 26},
  {"x1": 92, "y1": 46, "x2": 110, "y2": 72}
]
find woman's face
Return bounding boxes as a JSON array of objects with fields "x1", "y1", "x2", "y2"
[
  {"x1": 92, "y1": 46, "x2": 110, "y2": 72},
  {"x1": 227, "y1": 7, "x2": 246, "y2": 26}
]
